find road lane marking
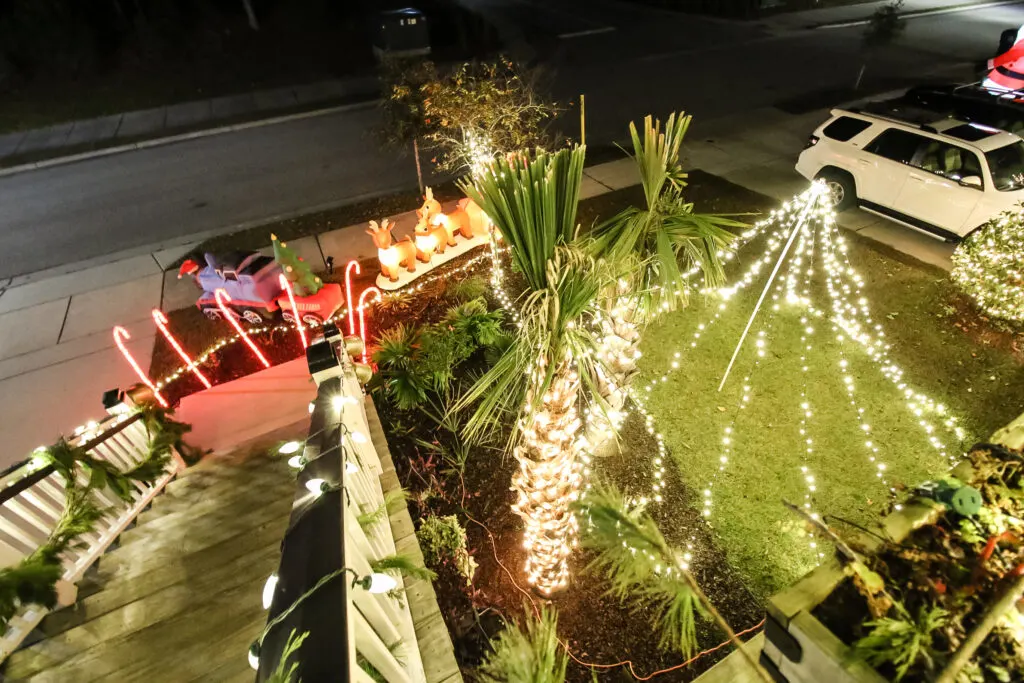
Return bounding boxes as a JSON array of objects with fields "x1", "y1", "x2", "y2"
[{"x1": 559, "y1": 26, "x2": 616, "y2": 39}]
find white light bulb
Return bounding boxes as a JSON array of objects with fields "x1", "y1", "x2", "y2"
[
  {"x1": 350, "y1": 431, "x2": 368, "y2": 444},
  {"x1": 248, "y1": 647, "x2": 260, "y2": 671},
  {"x1": 278, "y1": 441, "x2": 301, "y2": 455},
  {"x1": 262, "y1": 574, "x2": 278, "y2": 609},
  {"x1": 305, "y1": 478, "x2": 326, "y2": 495},
  {"x1": 345, "y1": 461, "x2": 358, "y2": 474},
  {"x1": 367, "y1": 572, "x2": 398, "y2": 594},
  {"x1": 287, "y1": 455, "x2": 304, "y2": 469}
]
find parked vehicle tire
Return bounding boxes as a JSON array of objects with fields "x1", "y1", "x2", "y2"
[
  {"x1": 282, "y1": 310, "x2": 296, "y2": 323},
  {"x1": 816, "y1": 170, "x2": 856, "y2": 212}
]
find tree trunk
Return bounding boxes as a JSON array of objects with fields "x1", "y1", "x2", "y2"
[
  {"x1": 241, "y1": 0, "x2": 259, "y2": 31},
  {"x1": 413, "y1": 138, "x2": 425, "y2": 195},
  {"x1": 513, "y1": 359, "x2": 583, "y2": 595},
  {"x1": 585, "y1": 300, "x2": 641, "y2": 454}
]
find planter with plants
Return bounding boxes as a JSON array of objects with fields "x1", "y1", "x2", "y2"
[{"x1": 762, "y1": 437, "x2": 1024, "y2": 683}]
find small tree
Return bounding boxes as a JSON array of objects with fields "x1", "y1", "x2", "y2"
[
  {"x1": 857, "y1": 1, "x2": 905, "y2": 89},
  {"x1": 272, "y1": 234, "x2": 322, "y2": 297},
  {"x1": 951, "y1": 207, "x2": 1024, "y2": 324},
  {"x1": 422, "y1": 58, "x2": 558, "y2": 175},
  {"x1": 378, "y1": 57, "x2": 439, "y2": 193}
]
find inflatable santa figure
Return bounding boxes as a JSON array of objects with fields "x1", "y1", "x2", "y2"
[{"x1": 985, "y1": 24, "x2": 1024, "y2": 95}]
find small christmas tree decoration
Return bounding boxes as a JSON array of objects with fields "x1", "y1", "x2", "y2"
[
  {"x1": 272, "y1": 234, "x2": 322, "y2": 297},
  {"x1": 951, "y1": 208, "x2": 1024, "y2": 323}
]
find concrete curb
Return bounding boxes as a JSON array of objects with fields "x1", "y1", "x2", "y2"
[
  {"x1": 813, "y1": 0, "x2": 1024, "y2": 29},
  {"x1": 0, "y1": 98, "x2": 380, "y2": 179}
]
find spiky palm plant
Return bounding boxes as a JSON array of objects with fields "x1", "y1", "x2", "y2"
[
  {"x1": 587, "y1": 114, "x2": 744, "y2": 443},
  {"x1": 477, "y1": 606, "x2": 568, "y2": 683},
  {"x1": 457, "y1": 146, "x2": 617, "y2": 595},
  {"x1": 372, "y1": 324, "x2": 430, "y2": 409}
]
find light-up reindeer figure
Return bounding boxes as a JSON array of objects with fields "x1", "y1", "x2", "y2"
[
  {"x1": 413, "y1": 187, "x2": 453, "y2": 263},
  {"x1": 367, "y1": 219, "x2": 419, "y2": 283}
]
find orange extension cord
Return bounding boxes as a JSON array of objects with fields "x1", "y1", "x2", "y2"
[{"x1": 465, "y1": 514, "x2": 767, "y2": 680}]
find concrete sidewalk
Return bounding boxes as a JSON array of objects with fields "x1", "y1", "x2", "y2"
[
  {"x1": 761, "y1": 0, "x2": 1024, "y2": 31},
  {"x1": 0, "y1": 75, "x2": 379, "y2": 167}
]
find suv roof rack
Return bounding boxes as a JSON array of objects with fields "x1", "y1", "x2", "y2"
[{"x1": 851, "y1": 100, "x2": 953, "y2": 131}]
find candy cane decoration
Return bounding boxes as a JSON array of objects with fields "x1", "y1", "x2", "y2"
[
  {"x1": 113, "y1": 326, "x2": 168, "y2": 407},
  {"x1": 357, "y1": 287, "x2": 382, "y2": 364},
  {"x1": 152, "y1": 309, "x2": 212, "y2": 389},
  {"x1": 215, "y1": 289, "x2": 270, "y2": 368},
  {"x1": 345, "y1": 260, "x2": 361, "y2": 336},
  {"x1": 278, "y1": 274, "x2": 307, "y2": 349}
]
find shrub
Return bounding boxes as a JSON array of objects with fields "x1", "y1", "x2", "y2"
[
  {"x1": 446, "y1": 276, "x2": 489, "y2": 302},
  {"x1": 951, "y1": 208, "x2": 1024, "y2": 324},
  {"x1": 444, "y1": 297, "x2": 505, "y2": 347},
  {"x1": 416, "y1": 514, "x2": 477, "y2": 585},
  {"x1": 477, "y1": 606, "x2": 568, "y2": 683}
]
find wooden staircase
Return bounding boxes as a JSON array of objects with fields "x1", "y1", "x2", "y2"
[{"x1": 1, "y1": 443, "x2": 296, "y2": 683}]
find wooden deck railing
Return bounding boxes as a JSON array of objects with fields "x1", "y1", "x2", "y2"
[
  {"x1": 0, "y1": 407, "x2": 183, "y2": 660},
  {"x1": 256, "y1": 326, "x2": 428, "y2": 682}
]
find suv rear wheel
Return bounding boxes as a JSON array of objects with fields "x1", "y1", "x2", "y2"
[{"x1": 817, "y1": 170, "x2": 856, "y2": 212}]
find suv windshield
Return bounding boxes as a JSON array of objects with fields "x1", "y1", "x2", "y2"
[{"x1": 985, "y1": 141, "x2": 1024, "y2": 191}]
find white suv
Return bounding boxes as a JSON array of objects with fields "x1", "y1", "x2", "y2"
[{"x1": 796, "y1": 107, "x2": 1024, "y2": 240}]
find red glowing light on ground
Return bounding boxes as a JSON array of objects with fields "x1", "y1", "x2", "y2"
[
  {"x1": 113, "y1": 325, "x2": 168, "y2": 407},
  {"x1": 214, "y1": 289, "x2": 270, "y2": 369},
  {"x1": 278, "y1": 275, "x2": 307, "y2": 349},
  {"x1": 357, "y1": 287, "x2": 382, "y2": 364},
  {"x1": 152, "y1": 309, "x2": 212, "y2": 389},
  {"x1": 345, "y1": 260, "x2": 361, "y2": 336}
]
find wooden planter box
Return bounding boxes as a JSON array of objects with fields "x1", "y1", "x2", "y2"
[{"x1": 761, "y1": 497, "x2": 946, "y2": 682}]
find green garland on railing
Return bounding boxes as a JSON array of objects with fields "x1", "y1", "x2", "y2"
[{"x1": 0, "y1": 408, "x2": 197, "y2": 637}]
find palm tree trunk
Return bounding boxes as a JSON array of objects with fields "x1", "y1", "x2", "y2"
[
  {"x1": 586, "y1": 302, "x2": 641, "y2": 454},
  {"x1": 241, "y1": 0, "x2": 259, "y2": 30},
  {"x1": 513, "y1": 359, "x2": 583, "y2": 595}
]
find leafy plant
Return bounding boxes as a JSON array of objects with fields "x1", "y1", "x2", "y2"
[
  {"x1": 265, "y1": 629, "x2": 309, "y2": 683},
  {"x1": 444, "y1": 297, "x2": 505, "y2": 347},
  {"x1": 852, "y1": 604, "x2": 948, "y2": 681},
  {"x1": 477, "y1": 606, "x2": 568, "y2": 683},
  {"x1": 416, "y1": 514, "x2": 478, "y2": 585},
  {"x1": 591, "y1": 113, "x2": 742, "y2": 319},
  {"x1": 446, "y1": 276, "x2": 489, "y2": 302},
  {"x1": 377, "y1": 56, "x2": 439, "y2": 192},
  {"x1": 951, "y1": 206, "x2": 1024, "y2": 325},
  {"x1": 421, "y1": 58, "x2": 559, "y2": 174},
  {"x1": 372, "y1": 324, "x2": 430, "y2": 409},
  {"x1": 356, "y1": 489, "x2": 409, "y2": 534},
  {"x1": 370, "y1": 553, "x2": 437, "y2": 583},
  {"x1": 573, "y1": 480, "x2": 709, "y2": 656}
]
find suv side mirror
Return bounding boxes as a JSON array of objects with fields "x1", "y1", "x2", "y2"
[{"x1": 959, "y1": 175, "x2": 982, "y2": 188}]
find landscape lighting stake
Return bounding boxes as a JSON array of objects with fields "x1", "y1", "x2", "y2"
[{"x1": 718, "y1": 187, "x2": 820, "y2": 391}]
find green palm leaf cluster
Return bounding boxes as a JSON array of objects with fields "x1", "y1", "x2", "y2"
[
  {"x1": 853, "y1": 604, "x2": 948, "y2": 681},
  {"x1": 573, "y1": 480, "x2": 708, "y2": 656},
  {"x1": 477, "y1": 605, "x2": 569, "y2": 683},
  {"x1": 459, "y1": 147, "x2": 586, "y2": 290},
  {"x1": 591, "y1": 113, "x2": 744, "y2": 318}
]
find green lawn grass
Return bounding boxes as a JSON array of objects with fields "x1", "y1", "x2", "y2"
[{"x1": 639, "y1": 232, "x2": 1024, "y2": 599}]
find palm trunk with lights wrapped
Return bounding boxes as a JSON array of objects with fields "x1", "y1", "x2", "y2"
[{"x1": 514, "y1": 358, "x2": 584, "y2": 595}]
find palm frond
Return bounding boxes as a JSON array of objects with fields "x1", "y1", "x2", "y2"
[
  {"x1": 370, "y1": 554, "x2": 437, "y2": 582},
  {"x1": 573, "y1": 479, "x2": 707, "y2": 656},
  {"x1": 591, "y1": 113, "x2": 744, "y2": 318},
  {"x1": 477, "y1": 605, "x2": 569, "y2": 683},
  {"x1": 265, "y1": 629, "x2": 309, "y2": 683},
  {"x1": 458, "y1": 147, "x2": 586, "y2": 291}
]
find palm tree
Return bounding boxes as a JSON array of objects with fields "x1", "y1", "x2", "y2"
[
  {"x1": 587, "y1": 113, "x2": 745, "y2": 441},
  {"x1": 457, "y1": 146, "x2": 617, "y2": 595}
]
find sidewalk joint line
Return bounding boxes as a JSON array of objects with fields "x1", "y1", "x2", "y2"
[{"x1": 56, "y1": 297, "x2": 72, "y2": 346}]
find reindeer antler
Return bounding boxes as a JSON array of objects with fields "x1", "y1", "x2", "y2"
[
  {"x1": 368, "y1": 220, "x2": 379, "y2": 232},
  {"x1": 381, "y1": 218, "x2": 392, "y2": 231},
  {"x1": 424, "y1": 187, "x2": 433, "y2": 202}
]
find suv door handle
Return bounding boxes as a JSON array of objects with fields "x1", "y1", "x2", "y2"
[
  {"x1": 908, "y1": 172, "x2": 924, "y2": 181},
  {"x1": 857, "y1": 159, "x2": 870, "y2": 167}
]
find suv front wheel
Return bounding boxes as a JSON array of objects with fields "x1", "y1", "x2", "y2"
[{"x1": 816, "y1": 170, "x2": 856, "y2": 212}]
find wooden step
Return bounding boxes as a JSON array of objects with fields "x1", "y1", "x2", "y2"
[
  {"x1": 5, "y1": 573, "x2": 272, "y2": 681},
  {"x1": 150, "y1": 463, "x2": 288, "y2": 510},
  {"x1": 113, "y1": 486, "x2": 293, "y2": 554},
  {"x1": 125, "y1": 474, "x2": 294, "y2": 540},
  {"x1": 160, "y1": 456, "x2": 286, "y2": 497},
  {"x1": 35, "y1": 534, "x2": 282, "y2": 640}
]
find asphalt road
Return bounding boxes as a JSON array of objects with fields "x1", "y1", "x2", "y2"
[{"x1": 0, "y1": 1, "x2": 1018, "y2": 280}]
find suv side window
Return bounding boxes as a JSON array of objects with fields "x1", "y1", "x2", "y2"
[
  {"x1": 910, "y1": 141, "x2": 984, "y2": 187},
  {"x1": 822, "y1": 116, "x2": 872, "y2": 142},
  {"x1": 864, "y1": 129, "x2": 929, "y2": 164}
]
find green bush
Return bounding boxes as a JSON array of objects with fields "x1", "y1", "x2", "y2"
[
  {"x1": 416, "y1": 514, "x2": 477, "y2": 585},
  {"x1": 477, "y1": 606, "x2": 568, "y2": 683},
  {"x1": 951, "y1": 207, "x2": 1024, "y2": 324}
]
